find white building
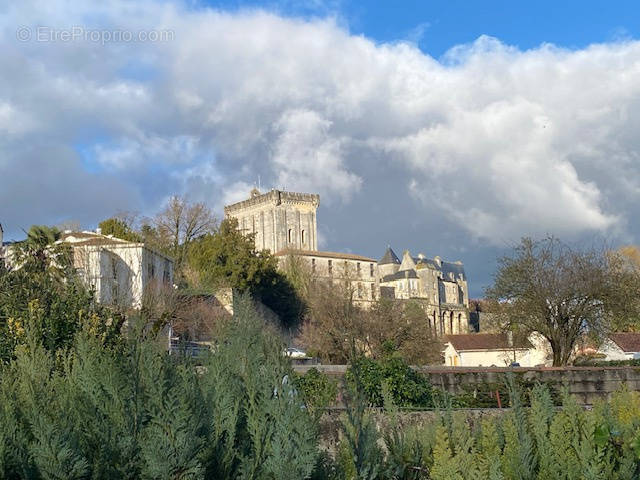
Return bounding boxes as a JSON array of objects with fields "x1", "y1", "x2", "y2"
[
  {"x1": 61, "y1": 231, "x2": 174, "y2": 309},
  {"x1": 597, "y1": 333, "x2": 640, "y2": 361},
  {"x1": 444, "y1": 333, "x2": 548, "y2": 367}
]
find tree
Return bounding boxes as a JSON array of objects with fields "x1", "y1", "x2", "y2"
[
  {"x1": 301, "y1": 283, "x2": 442, "y2": 365},
  {"x1": 486, "y1": 237, "x2": 639, "y2": 366},
  {"x1": 300, "y1": 278, "x2": 366, "y2": 363},
  {"x1": 187, "y1": 218, "x2": 303, "y2": 328},
  {"x1": 363, "y1": 299, "x2": 443, "y2": 365},
  {"x1": 153, "y1": 196, "x2": 216, "y2": 281},
  {"x1": 98, "y1": 217, "x2": 142, "y2": 242},
  {"x1": 0, "y1": 226, "x2": 122, "y2": 361}
]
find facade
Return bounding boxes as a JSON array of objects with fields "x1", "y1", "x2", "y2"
[
  {"x1": 378, "y1": 247, "x2": 470, "y2": 335},
  {"x1": 597, "y1": 333, "x2": 640, "y2": 361},
  {"x1": 224, "y1": 188, "x2": 320, "y2": 253},
  {"x1": 444, "y1": 333, "x2": 547, "y2": 367},
  {"x1": 275, "y1": 249, "x2": 378, "y2": 305},
  {"x1": 61, "y1": 231, "x2": 174, "y2": 309}
]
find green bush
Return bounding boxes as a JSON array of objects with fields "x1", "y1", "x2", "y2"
[
  {"x1": 345, "y1": 355, "x2": 432, "y2": 408},
  {"x1": 0, "y1": 295, "x2": 320, "y2": 480},
  {"x1": 293, "y1": 368, "x2": 338, "y2": 418}
]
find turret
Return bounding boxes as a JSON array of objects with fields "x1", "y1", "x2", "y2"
[{"x1": 378, "y1": 246, "x2": 401, "y2": 278}]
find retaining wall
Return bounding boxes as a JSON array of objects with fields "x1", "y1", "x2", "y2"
[{"x1": 294, "y1": 365, "x2": 640, "y2": 405}]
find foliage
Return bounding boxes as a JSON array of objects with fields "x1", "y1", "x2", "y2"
[
  {"x1": 0, "y1": 225, "x2": 122, "y2": 362},
  {"x1": 486, "y1": 237, "x2": 640, "y2": 365},
  {"x1": 188, "y1": 218, "x2": 304, "y2": 327},
  {"x1": 98, "y1": 217, "x2": 143, "y2": 242},
  {"x1": 0, "y1": 294, "x2": 320, "y2": 480},
  {"x1": 293, "y1": 368, "x2": 338, "y2": 419},
  {"x1": 345, "y1": 355, "x2": 432, "y2": 408},
  {"x1": 151, "y1": 195, "x2": 217, "y2": 284},
  {"x1": 301, "y1": 284, "x2": 443, "y2": 365}
]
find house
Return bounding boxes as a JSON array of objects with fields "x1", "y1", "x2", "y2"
[
  {"x1": 444, "y1": 333, "x2": 548, "y2": 367},
  {"x1": 597, "y1": 333, "x2": 640, "y2": 361},
  {"x1": 61, "y1": 230, "x2": 174, "y2": 309}
]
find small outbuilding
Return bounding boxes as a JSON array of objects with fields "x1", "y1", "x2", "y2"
[{"x1": 444, "y1": 333, "x2": 547, "y2": 367}]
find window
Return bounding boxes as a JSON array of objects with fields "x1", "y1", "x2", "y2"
[
  {"x1": 357, "y1": 262, "x2": 361, "y2": 276},
  {"x1": 370, "y1": 263, "x2": 374, "y2": 277},
  {"x1": 357, "y1": 282, "x2": 363, "y2": 298},
  {"x1": 288, "y1": 228, "x2": 292, "y2": 243},
  {"x1": 328, "y1": 260, "x2": 333, "y2": 275},
  {"x1": 370, "y1": 283, "x2": 375, "y2": 300},
  {"x1": 311, "y1": 258, "x2": 316, "y2": 273},
  {"x1": 301, "y1": 229, "x2": 306, "y2": 244}
]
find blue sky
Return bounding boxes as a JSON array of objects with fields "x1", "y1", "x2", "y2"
[
  {"x1": 203, "y1": 0, "x2": 640, "y2": 56},
  {"x1": 2, "y1": 0, "x2": 640, "y2": 296}
]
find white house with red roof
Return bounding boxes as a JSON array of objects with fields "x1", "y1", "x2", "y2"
[
  {"x1": 444, "y1": 333, "x2": 549, "y2": 367},
  {"x1": 598, "y1": 333, "x2": 640, "y2": 361}
]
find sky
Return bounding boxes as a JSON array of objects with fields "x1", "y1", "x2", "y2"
[{"x1": 2, "y1": 0, "x2": 640, "y2": 296}]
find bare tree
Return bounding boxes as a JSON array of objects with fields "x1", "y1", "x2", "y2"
[
  {"x1": 153, "y1": 196, "x2": 216, "y2": 280},
  {"x1": 486, "y1": 237, "x2": 640, "y2": 366}
]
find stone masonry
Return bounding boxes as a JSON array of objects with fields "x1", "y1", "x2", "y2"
[{"x1": 224, "y1": 188, "x2": 320, "y2": 253}]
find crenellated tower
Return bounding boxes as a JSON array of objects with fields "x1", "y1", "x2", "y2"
[{"x1": 224, "y1": 188, "x2": 320, "y2": 253}]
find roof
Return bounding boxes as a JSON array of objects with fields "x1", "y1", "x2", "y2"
[
  {"x1": 275, "y1": 249, "x2": 376, "y2": 262},
  {"x1": 381, "y1": 270, "x2": 419, "y2": 281},
  {"x1": 60, "y1": 231, "x2": 173, "y2": 262},
  {"x1": 446, "y1": 334, "x2": 533, "y2": 352},
  {"x1": 609, "y1": 333, "x2": 640, "y2": 353},
  {"x1": 379, "y1": 247, "x2": 401, "y2": 265}
]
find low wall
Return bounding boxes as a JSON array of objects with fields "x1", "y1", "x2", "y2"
[{"x1": 294, "y1": 365, "x2": 640, "y2": 405}]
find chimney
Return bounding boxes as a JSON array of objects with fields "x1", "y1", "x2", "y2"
[{"x1": 96, "y1": 227, "x2": 102, "y2": 235}]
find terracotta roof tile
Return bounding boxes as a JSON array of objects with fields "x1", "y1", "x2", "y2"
[
  {"x1": 446, "y1": 334, "x2": 532, "y2": 352},
  {"x1": 609, "y1": 333, "x2": 640, "y2": 353}
]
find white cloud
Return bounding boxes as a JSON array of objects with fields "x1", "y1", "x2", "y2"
[{"x1": 1, "y1": 1, "x2": 640, "y2": 249}]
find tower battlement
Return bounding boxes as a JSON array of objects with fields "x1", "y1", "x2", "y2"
[
  {"x1": 224, "y1": 189, "x2": 319, "y2": 253},
  {"x1": 224, "y1": 189, "x2": 320, "y2": 215}
]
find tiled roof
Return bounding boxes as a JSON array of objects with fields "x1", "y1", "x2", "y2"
[
  {"x1": 446, "y1": 334, "x2": 532, "y2": 352},
  {"x1": 275, "y1": 249, "x2": 376, "y2": 262},
  {"x1": 381, "y1": 270, "x2": 419, "y2": 281},
  {"x1": 609, "y1": 333, "x2": 640, "y2": 353},
  {"x1": 379, "y1": 247, "x2": 401, "y2": 265}
]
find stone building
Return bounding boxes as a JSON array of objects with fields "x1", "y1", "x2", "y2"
[
  {"x1": 61, "y1": 230, "x2": 174, "y2": 309},
  {"x1": 224, "y1": 188, "x2": 319, "y2": 253},
  {"x1": 378, "y1": 247, "x2": 470, "y2": 335},
  {"x1": 225, "y1": 189, "x2": 471, "y2": 326},
  {"x1": 275, "y1": 249, "x2": 378, "y2": 306}
]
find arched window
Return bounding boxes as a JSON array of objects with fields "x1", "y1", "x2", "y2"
[
  {"x1": 458, "y1": 313, "x2": 462, "y2": 333},
  {"x1": 288, "y1": 228, "x2": 292, "y2": 243},
  {"x1": 301, "y1": 229, "x2": 306, "y2": 244},
  {"x1": 449, "y1": 312, "x2": 454, "y2": 334}
]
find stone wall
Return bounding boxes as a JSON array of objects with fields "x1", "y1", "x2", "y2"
[{"x1": 294, "y1": 365, "x2": 640, "y2": 406}]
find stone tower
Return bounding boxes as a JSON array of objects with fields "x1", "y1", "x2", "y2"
[{"x1": 224, "y1": 189, "x2": 320, "y2": 253}]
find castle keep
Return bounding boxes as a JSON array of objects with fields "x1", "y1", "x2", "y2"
[
  {"x1": 225, "y1": 188, "x2": 470, "y2": 334},
  {"x1": 224, "y1": 188, "x2": 319, "y2": 253}
]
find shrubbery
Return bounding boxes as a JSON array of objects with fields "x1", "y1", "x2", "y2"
[{"x1": 345, "y1": 355, "x2": 433, "y2": 408}]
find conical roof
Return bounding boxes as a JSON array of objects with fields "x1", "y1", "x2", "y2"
[{"x1": 379, "y1": 246, "x2": 401, "y2": 265}]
